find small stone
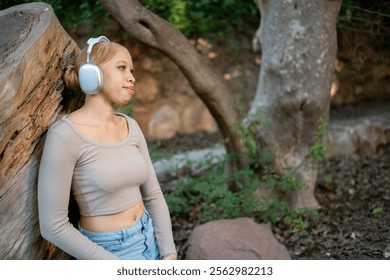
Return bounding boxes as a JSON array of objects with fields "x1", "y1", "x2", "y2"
[{"x1": 383, "y1": 246, "x2": 390, "y2": 259}]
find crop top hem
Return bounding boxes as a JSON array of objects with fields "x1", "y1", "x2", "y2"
[{"x1": 78, "y1": 198, "x2": 144, "y2": 217}]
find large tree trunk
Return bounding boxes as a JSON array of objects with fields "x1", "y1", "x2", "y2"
[
  {"x1": 99, "y1": 0, "x2": 244, "y2": 168},
  {"x1": 250, "y1": 0, "x2": 342, "y2": 208},
  {"x1": 0, "y1": 3, "x2": 81, "y2": 259}
]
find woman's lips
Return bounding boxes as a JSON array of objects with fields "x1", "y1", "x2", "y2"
[{"x1": 123, "y1": 86, "x2": 134, "y2": 95}]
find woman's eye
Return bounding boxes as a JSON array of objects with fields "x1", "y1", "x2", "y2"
[{"x1": 118, "y1": 66, "x2": 126, "y2": 71}]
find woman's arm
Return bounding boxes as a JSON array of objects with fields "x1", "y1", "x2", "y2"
[
  {"x1": 38, "y1": 125, "x2": 118, "y2": 260},
  {"x1": 135, "y1": 121, "x2": 177, "y2": 259}
]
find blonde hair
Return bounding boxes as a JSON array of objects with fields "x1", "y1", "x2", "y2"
[{"x1": 63, "y1": 41, "x2": 124, "y2": 93}]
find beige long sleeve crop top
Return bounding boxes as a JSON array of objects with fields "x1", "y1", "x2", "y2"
[{"x1": 38, "y1": 113, "x2": 176, "y2": 259}]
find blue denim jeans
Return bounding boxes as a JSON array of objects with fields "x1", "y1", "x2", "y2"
[{"x1": 79, "y1": 209, "x2": 160, "y2": 260}]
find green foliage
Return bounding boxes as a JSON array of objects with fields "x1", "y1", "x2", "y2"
[
  {"x1": 165, "y1": 147, "x2": 317, "y2": 231},
  {"x1": 140, "y1": 0, "x2": 191, "y2": 34},
  {"x1": 307, "y1": 119, "x2": 328, "y2": 160},
  {"x1": 165, "y1": 115, "x2": 330, "y2": 229},
  {"x1": 148, "y1": 142, "x2": 176, "y2": 162},
  {"x1": 259, "y1": 200, "x2": 319, "y2": 232},
  {"x1": 262, "y1": 168, "x2": 302, "y2": 192},
  {"x1": 1, "y1": 0, "x2": 109, "y2": 32},
  {"x1": 3, "y1": 0, "x2": 389, "y2": 50},
  {"x1": 165, "y1": 154, "x2": 260, "y2": 222},
  {"x1": 372, "y1": 206, "x2": 383, "y2": 215},
  {"x1": 337, "y1": 0, "x2": 390, "y2": 47},
  {"x1": 141, "y1": 0, "x2": 259, "y2": 43},
  {"x1": 233, "y1": 114, "x2": 270, "y2": 168},
  {"x1": 116, "y1": 104, "x2": 133, "y2": 118}
]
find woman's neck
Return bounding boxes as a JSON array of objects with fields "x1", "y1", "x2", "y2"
[{"x1": 82, "y1": 95, "x2": 117, "y2": 122}]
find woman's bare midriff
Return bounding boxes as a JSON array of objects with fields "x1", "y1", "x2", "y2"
[{"x1": 79, "y1": 201, "x2": 145, "y2": 232}]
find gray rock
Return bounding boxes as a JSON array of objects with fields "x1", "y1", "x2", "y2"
[{"x1": 186, "y1": 217, "x2": 291, "y2": 260}]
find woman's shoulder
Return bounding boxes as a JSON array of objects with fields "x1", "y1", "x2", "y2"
[
  {"x1": 42, "y1": 117, "x2": 81, "y2": 159},
  {"x1": 46, "y1": 116, "x2": 78, "y2": 141}
]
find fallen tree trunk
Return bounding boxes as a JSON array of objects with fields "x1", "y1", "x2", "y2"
[{"x1": 0, "y1": 3, "x2": 81, "y2": 259}]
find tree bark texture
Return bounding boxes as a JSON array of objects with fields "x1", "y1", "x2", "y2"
[
  {"x1": 0, "y1": 3, "x2": 81, "y2": 259},
  {"x1": 99, "y1": 0, "x2": 244, "y2": 162},
  {"x1": 250, "y1": 0, "x2": 342, "y2": 208}
]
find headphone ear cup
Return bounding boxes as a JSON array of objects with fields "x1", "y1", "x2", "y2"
[{"x1": 78, "y1": 62, "x2": 103, "y2": 94}]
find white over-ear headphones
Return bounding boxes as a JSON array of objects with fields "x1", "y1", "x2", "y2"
[{"x1": 78, "y1": 36, "x2": 110, "y2": 94}]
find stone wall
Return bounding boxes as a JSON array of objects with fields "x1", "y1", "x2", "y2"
[
  {"x1": 126, "y1": 38, "x2": 259, "y2": 140},
  {"x1": 129, "y1": 42, "x2": 218, "y2": 140},
  {"x1": 331, "y1": 31, "x2": 390, "y2": 105}
]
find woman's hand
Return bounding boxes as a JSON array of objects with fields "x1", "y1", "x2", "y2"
[{"x1": 163, "y1": 254, "x2": 177, "y2": 260}]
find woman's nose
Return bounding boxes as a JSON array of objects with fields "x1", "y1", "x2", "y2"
[{"x1": 127, "y1": 71, "x2": 135, "y2": 83}]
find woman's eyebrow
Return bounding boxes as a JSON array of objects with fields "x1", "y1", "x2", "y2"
[{"x1": 115, "y1": 60, "x2": 128, "y2": 64}]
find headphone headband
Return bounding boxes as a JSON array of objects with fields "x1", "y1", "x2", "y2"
[{"x1": 86, "y1": 36, "x2": 110, "y2": 62}]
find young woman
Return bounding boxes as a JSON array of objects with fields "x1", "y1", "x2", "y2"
[{"x1": 38, "y1": 36, "x2": 177, "y2": 260}]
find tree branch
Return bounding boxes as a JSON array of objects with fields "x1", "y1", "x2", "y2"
[{"x1": 99, "y1": 0, "x2": 244, "y2": 162}]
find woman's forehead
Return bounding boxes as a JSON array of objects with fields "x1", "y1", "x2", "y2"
[{"x1": 112, "y1": 46, "x2": 132, "y2": 60}]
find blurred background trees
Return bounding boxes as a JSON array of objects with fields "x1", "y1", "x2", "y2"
[{"x1": 1, "y1": 0, "x2": 389, "y2": 50}]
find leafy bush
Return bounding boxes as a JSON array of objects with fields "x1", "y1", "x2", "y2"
[
  {"x1": 165, "y1": 154, "x2": 261, "y2": 222},
  {"x1": 141, "y1": 0, "x2": 259, "y2": 43},
  {"x1": 165, "y1": 148, "x2": 319, "y2": 230},
  {"x1": 1, "y1": 0, "x2": 108, "y2": 31},
  {"x1": 3, "y1": 1, "x2": 388, "y2": 49},
  {"x1": 338, "y1": 0, "x2": 390, "y2": 47},
  {"x1": 165, "y1": 117, "x2": 329, "y2": 229}
]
